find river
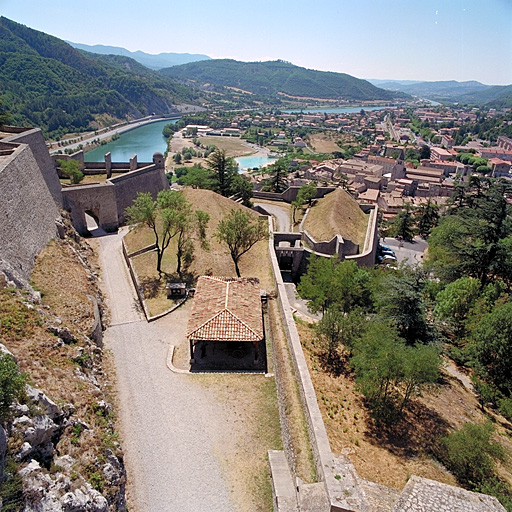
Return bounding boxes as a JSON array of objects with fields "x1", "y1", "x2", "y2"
[
  {"x1": 84, "y1": 119, "x2": 177, "y2": 162},
  {"x1": 283, "y1": 105, "x2": 393, "y2": 114}
]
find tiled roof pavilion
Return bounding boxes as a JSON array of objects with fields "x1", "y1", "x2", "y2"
[{"x1": 186, "y1": 276, "x2": 264, "y2": 363}]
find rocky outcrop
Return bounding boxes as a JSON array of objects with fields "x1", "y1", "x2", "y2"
[{"x1": 4, "y1": 378, "x2": 126, "y2": 512}]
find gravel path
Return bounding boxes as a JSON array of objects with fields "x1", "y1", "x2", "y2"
[{"x1": 97, "y1": 230, "x2": 237, "y2": 512}]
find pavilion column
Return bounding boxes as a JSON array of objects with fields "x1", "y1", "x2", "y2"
[
  {"x1": 254, "y1": 341, "x2": 259, "y2": 364},
  {"x1": 189, "y1": 339, "x2": 195, "y2": 364}
]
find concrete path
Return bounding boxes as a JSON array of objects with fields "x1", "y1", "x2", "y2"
[
  {"x1": 255, "y1": 202, "x2": 291, "y2": 232},
  {"x1": 284, "y1": 282, "x2": 322, "y2": 322},
  {"x1": 97, "y1": 230, "x2": 237, "y2": 512}
]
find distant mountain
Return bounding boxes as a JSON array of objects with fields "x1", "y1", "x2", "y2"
[
  {"x1": 367, "y1": 79, "x2": 422, "y2": 87},
  {"x1": 374, "y1": 79, "x2": 491, "y2": 101},
  {"x1": 68, "y1": 42, "x2": 211, "y2": 70},
  {"x1": 0, "y1": 17, "x2": 200, "y2": 135},
  {"x1": 459, "y1": 84, "x2": 512, "y2": 107},
  {"x1": 159, "y1": 59, "x2": 406, "y2": 102}
]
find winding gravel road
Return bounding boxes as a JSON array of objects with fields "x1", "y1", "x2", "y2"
[{"x1": 97, "y1": 230, "x2": 237, "y2": 512}]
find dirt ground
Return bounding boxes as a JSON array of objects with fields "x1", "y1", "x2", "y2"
[
  {"x1": 295, "y1": 318, "x2": 512, "y2": 492},
  {"x1": 308, "y1": 132, "x2": 346, "y2": 153}
]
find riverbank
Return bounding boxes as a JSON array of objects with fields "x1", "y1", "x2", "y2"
[{"x1": 165, "y1": 130, "x2": 278, "y2": 171}]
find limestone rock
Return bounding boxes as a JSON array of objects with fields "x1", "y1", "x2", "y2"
[
  {"x1": 13, "y1": 414, "x2": 59, "y2": 463},
  {"x1": 60, "y1": 485, "x2": 108, "y2": 512},
  {"x1": 26, "y1": 386, "x2": 62, "y2": 419}
]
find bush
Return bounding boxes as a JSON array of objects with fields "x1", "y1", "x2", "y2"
[
  {"x1": 437, "y1": 421, "x2": 504, "y2": 486},
  {"x1": 0, "y1": 353, "x2": 27, "y2": 422}
]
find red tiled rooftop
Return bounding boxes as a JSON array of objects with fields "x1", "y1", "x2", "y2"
[{"x1": 186, "y1": 276, "x2": 263, "y2": 342}]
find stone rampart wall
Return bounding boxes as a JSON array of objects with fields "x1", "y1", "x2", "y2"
[
  {"x1": 62, "y1": 183, "x2": 118, "y2": 234},
  {"x1": 0, "y1": 142, "x2": 60, "y2": 282},
  {"x1": 110, "y1": 164, "x2": 169, "y2": 223},
  {"x1": 5, "y1": 129, "x2": 62, "y2": 207},
  {"x1": 254, "y1": 186, "x2": 336, "y2": 204}
]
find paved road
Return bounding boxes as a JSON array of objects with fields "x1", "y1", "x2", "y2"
[
  {"x1": 254, "y1": 202, "x2": 291, "y2": 232},
  {"x1": 284, "y1": 283, "x2": 322, "y2": 322},
  {"x1": 97, "y1": 230, "x2": 237, "y2": 512},
  {"x1": 380, "y1": 237, "x2": 428, "y2": 265}
]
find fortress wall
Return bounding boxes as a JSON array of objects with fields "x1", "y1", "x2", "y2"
[
  {"x1": 62, "y1": 183, "x2": 118, "y2": 235},
  {"x1": 110, "y1": 165, "x2": 169, "y2": 223},
  {"x1": 0, "y1": 143, "x2": 60, "y2": 282},
  {"x1": 5, "y1": 129, "x2": 63, "y2": 207},
  {"x1": 254, "y1": 186, "x2": 336, "y2": 204}
]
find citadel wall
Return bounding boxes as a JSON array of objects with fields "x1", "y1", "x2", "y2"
[
  {"x1": 0, "y1": 137, "x2": 61, "y2": 283},
  {"x1": 4, "y1": 128, "x2": 63, "y2": 207}
]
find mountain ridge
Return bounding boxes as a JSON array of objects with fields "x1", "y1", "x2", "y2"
[
  {"x1": 0, "y1": 16, "x2": 200, "y2": 135},
  {"x1": 159, "y1": 59, "x2": 407, "y2": 102},
  {"x1": 67, "y1": 41, "x2": 211, "y2": 70}
]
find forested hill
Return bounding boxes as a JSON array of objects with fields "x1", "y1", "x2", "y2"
[
  {"x1": 0, "y1": 17, "x2": 201, "y2": 136},
  {"x1": 159, "y1": 59, "x2": 406, "y2": 102},
  {"x1": 459, "y1": 84, "x2": 512, "y2": 108}
]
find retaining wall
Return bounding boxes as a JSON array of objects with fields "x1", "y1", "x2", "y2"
[
  {"x1": 110, "y1": 163, "x2": 169, "y2": 223},
  {"x1": 254, "y1": 186, "x2": 336, "y2": 204}
]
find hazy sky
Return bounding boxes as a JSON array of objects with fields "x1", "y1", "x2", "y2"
[{"x1": 3, "y1": 0, "x2": 512, "y2": 85}]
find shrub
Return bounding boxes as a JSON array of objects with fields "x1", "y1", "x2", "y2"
[
  {"x1": 437, "y1": 421, "x2": 504, "y2": 486},
  {"x1": 0, "y1": 353, "x2": 27, "y2": 422}
]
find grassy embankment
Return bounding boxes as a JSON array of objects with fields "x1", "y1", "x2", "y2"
[
  {"x1": 302, "y1": 188, "x2": 369, "y2": 247},
  {"x1": 124, "y1": 188, "x2": 274, "y2": 316}
]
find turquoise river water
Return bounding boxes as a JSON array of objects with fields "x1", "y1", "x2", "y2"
[{"x1": 84, "y1": 119, "x2": 177, "y2": 162}]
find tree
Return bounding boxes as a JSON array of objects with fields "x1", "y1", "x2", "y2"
[
  {"x1": 174, "y1": 208, "x2": 210, "y2": 275},
  {"x1": 389, "y1": 203, "x2": 415, "y2": 241},
  {"x1": 317, "y1": 308, "x2": 366, "y2": 365},
  {"x1": 215, "y1": 209, "x2": 268, "y2": 277},
  {"x1": 231, "y1": 174, "x2": 254, "y2": 207},
  {"x1": 268, "y1": 160, "x2": 288, "y2": 193},
  {"x1": 438, "y1": 421, "x2": 504, "y2": 487},
  {"x1": 297, "y1": 182, "x2": 317, "y2": 207},
  {"x1": 426, "y1": 179, "x2": 512, "y2": 285},
  {"x1": 298, "y1": 257, "x2": 372, "y2": 314},
  {"x1": 0, "y1": 353, "x2": 27, "y2": 422},
  {"x1": 0, "y1": 101, "x2": 11, "y2": 128},
  {"x1": 125, "y1": 190, "x2": 209, "y2": 275},
  {"x1": 471, "y1": 302, "x2": 512, "y2": 394},
  {"x1": 57, "y1": 159, "x2": 84, "y2": 184},
  {"x1": 419, "y1": 145, "x2": 431, "y2": 160},
  {"x1": 207, "y1": 148, "x2": 238, "y2": 196},
  {"x1": 375, "y1": 267, "x2": 432, "y2": 345},
  {"x1": 434, "y1": 277, "x2": 481, "y2": 337},
  {"x1": 351, "y1": 321, "x2": 440, "y2": 423},
  {"x1": 416, "y1": 199, "x2": 439, "y2": 239},
  {"x1": 177, "y1": 166, "x2": 215, "y2": 189}
]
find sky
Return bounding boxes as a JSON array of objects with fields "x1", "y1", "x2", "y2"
[{"x1": 3, "y1": 0, "x2": 512, "y2": 85}]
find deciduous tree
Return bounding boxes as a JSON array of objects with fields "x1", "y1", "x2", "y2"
[
  {"x1": 125, "y1": 190, "x2": 209, "y2": 275},
  {"x1": 57, "y1": 159, "x2": 84, "y2": 184},
  {"x1": 215, "y1": 209, "x2": 268, "y2": 277}
]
